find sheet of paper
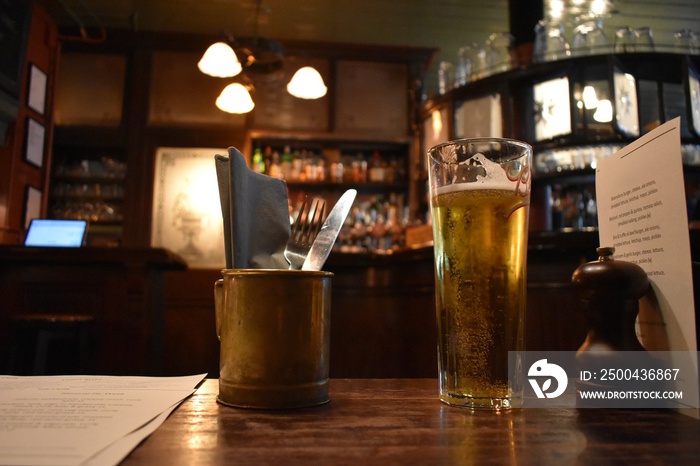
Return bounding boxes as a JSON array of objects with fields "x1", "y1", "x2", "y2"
[
  {"x1": 596, "y1": 118, "x2": 697, "y2": 352},
  {"x1": 596, "y1": 117, "x2": 698, "y2": 415},
  {"x1": 82, "y1": 402, "x2": 180, "y2": 466},
  {"x1": 0, "y1": 374, "x2": 206, "y2": 466}
]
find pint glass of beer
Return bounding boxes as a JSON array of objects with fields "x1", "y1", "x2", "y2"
[{"x1": 428, "y1": 138, "x2": 531, "y2": 409}]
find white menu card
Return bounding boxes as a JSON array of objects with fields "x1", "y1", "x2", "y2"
[
  {"x1": 596, "y1": 118, "x2": 698, "y2": 415},
  {"x1": 596, "y1": 118, "x2": 696, "y2": 353},
  {"x1": 0, "y1": 374, "x2": 206, "y2": 465}
]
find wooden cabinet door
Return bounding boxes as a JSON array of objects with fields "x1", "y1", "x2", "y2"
[
  {"x1": 250, "y1": 56, "x2": 330, "y2": 132},
  {"x1": 335, "y1": 60, "x2": 408, "y2": 138}
]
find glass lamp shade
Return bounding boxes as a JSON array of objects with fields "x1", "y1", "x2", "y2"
[
  {"x1": 216, "y1": 83, "x2": 254, "y2": 113},
  {"x1": 287, "y1": 66, "x2": 327, "y2": 99},
  {"x1": 198, "y1": 42, "x2": 242, "y2": 78}
]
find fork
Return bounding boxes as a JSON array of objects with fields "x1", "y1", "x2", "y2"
[{"x1": 284, "y1": 198, "x2": 325, "y2": 269}]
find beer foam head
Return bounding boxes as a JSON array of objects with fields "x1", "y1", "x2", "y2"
[{"x1": 437, "y1": 153, "x2": 515, "y2": 194}]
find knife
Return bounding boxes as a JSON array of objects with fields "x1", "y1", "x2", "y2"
[{"x1": 301, "y1": 189, "x2": 357, "y2": 271}]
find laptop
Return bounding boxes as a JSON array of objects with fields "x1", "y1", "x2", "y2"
[{"x1": 24, "y1": 219, "x2": 88, "y2": 248}]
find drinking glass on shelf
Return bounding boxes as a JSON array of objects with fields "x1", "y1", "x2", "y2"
[
  {"x1": 634, "y1": 27, "x2": 655, "y2": 52},
  {"x1": 533, "y1": 19, "x2": 570, "y2": 63},
  {"x1": 614, "y1": 27, "x2": 635, "y2": 53},
  {"x1": 456, "y1": 45, "x2": 473, "y2": 86},
  {"x1": 572, "y1": 14, "x2": 609, "y2": 56},
  {"x1": 675, "y1": 29, "x2": 699, "y2": 55},
  {"x1": 486, "y1": 32, "x2": 515, "y2": 74},
  {"x1": 438, "y1": 61, "x2": 454, "y2": 95},
  {"x1": 572, "y1": 26, "x2": 589, "y2": 56},
  {"x1": 473, "y1": 45, "x2": 489, "y2": 80}
]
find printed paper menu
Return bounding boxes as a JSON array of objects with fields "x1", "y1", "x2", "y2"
[
  {"x1": 596, "y1": 118, "x2": 698, "y2": 414},
  {"x1": 596, "y1": 118, "x2": 696, "y2": 353},
  {"x1": 0, "y1": 374, "x2": 206, "y2": 466}
]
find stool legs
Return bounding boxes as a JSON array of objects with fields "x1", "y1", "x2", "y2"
[{"x1": 6, "y1": 315, "x2": 95, "y2": 375}]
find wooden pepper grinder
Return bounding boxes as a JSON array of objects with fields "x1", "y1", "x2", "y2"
[{"x1": 571, "y1": 247, "x2": 650, "y2": 352}]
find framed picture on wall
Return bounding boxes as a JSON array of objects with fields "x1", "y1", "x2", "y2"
[
  {"x1": 27, "y1": 64, "x2": 47, "y2": 115},
  {"x1": 151, "y1": 147, "x2": 226, "y2": 269},
  {"x1": 24, "y1": 117, "x2": 45, "y2": 168},
  {"x1": 23, "y1": 185, "x2": 42, "y2": 230}
]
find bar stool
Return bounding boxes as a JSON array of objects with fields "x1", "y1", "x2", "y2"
[{"x1": 5, "y1": 314, "x2": 95, "y2": 375}]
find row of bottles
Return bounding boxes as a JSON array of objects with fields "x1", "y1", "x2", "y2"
[
  {"x1": 291, "y1": 192, "x2": 425, "y2": 254},
  {"x1": 251, "y1": 146, "x2": 407, "y2": 185},
  {"x1": 340, "y1": 193, "x2": 426, "y2": 253}
]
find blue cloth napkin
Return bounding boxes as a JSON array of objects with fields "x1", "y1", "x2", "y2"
[{"x1": 215, "y1": 147, "x2": 290, "y2": 269}]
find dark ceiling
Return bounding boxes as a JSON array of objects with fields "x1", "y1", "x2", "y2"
[
  {"x1": 39, "y1": 1, "x2": 700, "y2": 94},
  {"x1": 38, "y1": 0, "x2": 510, "y2": 49}
]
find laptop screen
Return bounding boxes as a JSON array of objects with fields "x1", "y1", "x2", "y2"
[{"x1": 24, "y1": 219, "x2": 88, "y2": 247}]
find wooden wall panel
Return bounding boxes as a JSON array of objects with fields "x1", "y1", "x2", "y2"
[
  {"x1": 0, "y1": 2, "x2": 58, "y2": 244},
  {"x1": 250, "y1": 56, "x2": 330, "y2": 132},
  {"x1": 335, "y1": 61, "x2": 409, "y2": 137},
  {"x1": 54, "y1": 53, "x2": 125, "y2": 126},
  {"x1": 149, "y1": 50, "x2": 247, "y2": 127}
]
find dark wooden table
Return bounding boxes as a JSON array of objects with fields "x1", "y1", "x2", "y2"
[{"x1": 121, "y1": 379, "x2": 700, "y2": 465}]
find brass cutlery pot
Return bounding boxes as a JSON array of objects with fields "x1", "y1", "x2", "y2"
[{"x1": 215, "y1": 269, "x2": 333, "y2": 408}]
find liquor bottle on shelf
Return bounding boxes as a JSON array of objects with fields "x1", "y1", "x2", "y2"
[
  {"x1": 264, "y1": 146, "x2": 273, "y2": 173},
  {"x1": 368, "y1": 150, "x2": 385, "y2": 182},
  {"x1": 316, "y1": 157, "x2": 326, "y2": 182},
  {"x1": 330, "y1": 159, "x2": 344, "y2": 183},
  {"x1": 252, "y1": 147, "x2": 265, "y2": 174},
  {"x1": 350, "y1": 153, "x2": 368, "y2": 183},
  {"x1": 382, "y1": 158, "x2": 394, "y2": 184},
  {"x1": 268, "y1": 150, "x2": 282, "y2": 179},
  {"x1": 291, "y1": 149, "x2": 302, "y2": 181},
  {"x1": 334, "y1": 192, "x2": 417, "y2": 254},
  {"x1": 280, "y1": 146, "x2": 293, "y2": 180}
]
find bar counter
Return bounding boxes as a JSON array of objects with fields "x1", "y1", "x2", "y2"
[
  {"x1": 122, "y1": 379, "x2": 700, "y2": 465},
  {"x1": 0, "y1": 246, "x2": 187, "y2": 375}
]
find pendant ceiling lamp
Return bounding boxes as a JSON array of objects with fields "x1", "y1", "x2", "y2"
[
  {"x1": 216, "y1": 83, "x2": 255, "y2": 114},
  {"x1": 199, "y1": 0, "x2": 327, "y2": 114},
  {"x1": 287, "y1": 66, "x2": 328, "y2": 99},
  {"x1": 198, "y1": 42, "x2": 242, "y2": 78}
]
